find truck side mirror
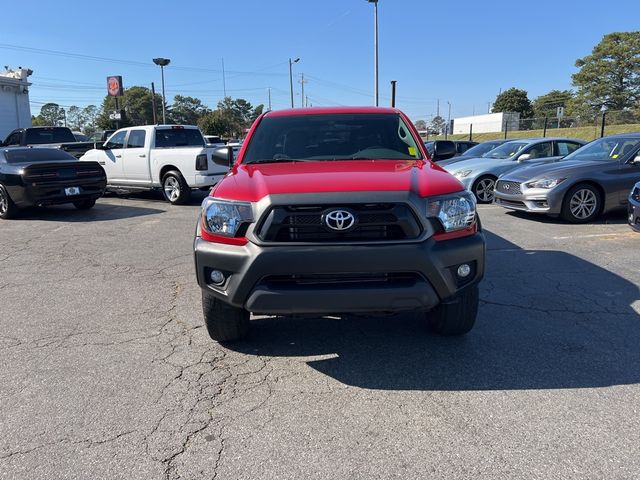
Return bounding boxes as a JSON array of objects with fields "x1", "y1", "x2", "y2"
[
  {"x1": 212, "y1": 147, "x2": 233, "y2": 167},
  {"x1": 431, "y1": 141, "x2": 456, "y2": 161}
]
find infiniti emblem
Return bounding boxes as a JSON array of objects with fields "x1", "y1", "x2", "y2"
[
  {"x1": 504, "y1": 184, "x2": 510, "y2": 190},
  {"x1": 324, "y1": 209, "x2": 356, "y2": 231}
]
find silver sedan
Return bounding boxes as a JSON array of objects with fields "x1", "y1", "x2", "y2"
[{"x1": 494, "y1": 134, "x2": 640, "y2": 223}]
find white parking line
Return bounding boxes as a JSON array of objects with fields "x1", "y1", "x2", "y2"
[{"x1": 552, "y1": 232, "x2": 632, "y2": 240}]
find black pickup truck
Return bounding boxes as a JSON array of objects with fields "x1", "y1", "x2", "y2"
[{"x1": 1, "y1": 127, "x2": 96, "y2": 159}]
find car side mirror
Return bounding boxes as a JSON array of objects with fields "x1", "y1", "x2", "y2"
[
  {"x1": 212, "y1": 146, "x2": 233, "y2": 167},
  {"x1": 431, "y1": 140, "x2": 456, "y2": 161},
  {"x1": 632, "y1": 154, "x2": 640, "y2": 164},
  {"x1": 518, "y1": 153, "x2": 531, "y2": 162}
]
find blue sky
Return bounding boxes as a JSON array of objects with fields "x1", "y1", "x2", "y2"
[{"x1": 3, "y1": 0, "x2": 638, "y2": 123}]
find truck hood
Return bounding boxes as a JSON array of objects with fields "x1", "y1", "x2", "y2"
[
  {"x1": 211, "y1": 160, "x2": 464, "y2": 202},
  {"x1": 500, "y1": 159, "x2": 612, "y2": 182}
]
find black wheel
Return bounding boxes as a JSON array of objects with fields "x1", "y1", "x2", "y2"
[
  {"x1": 472, "y1": 176, "x2": 497, "y2": 203},
  {"x1": 427, "y1": 285, "x2": 479, "y2": 336},
  {"x1": 561, "y1": 183, "x2": 602, "y2": 223},
  {"x1": 162, "y1": 171, "x2": 191, "y2": 205},
  {"x1": 202, "y1": 290, "x2": 250, "y2": 342},
  {"x1": 0, "y1": 184, "x2": 19, "y2": 219},
  {"x1": 73, "y1": 199, "x2": 96, "y2": 210}
]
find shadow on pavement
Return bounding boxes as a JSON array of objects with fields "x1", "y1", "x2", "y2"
[
  {"x1": 227, "y1": 229, "x2": 640, "y2": 391},
  {"x1": 505, "y1": 208, "x2": 629, "y2": 226},
  {"x1": 15, "y1": 202, "x2": 164, "y2": 222}
]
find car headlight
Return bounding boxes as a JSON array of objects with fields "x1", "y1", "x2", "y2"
[
  {"x1": 525, "y1": 178, "x2": 566, "y2": 189},
  {"x1": 427, "y1": 192, "x2": 477, "y2": 232},
  {"x1": 201, "y1": 197, "x2": 253, "y2": 237},
  {"x1": 453, "y1": 169, "x2": 473, "y2": 179}
]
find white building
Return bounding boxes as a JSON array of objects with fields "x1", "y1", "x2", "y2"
[
  {"x1": 452, "y1": 112, "x2": 520, "y2": 134},
  {"x1": 0, "y1": 67, "x2": 33, "y2": 139}
]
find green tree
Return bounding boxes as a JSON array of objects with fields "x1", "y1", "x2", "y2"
[
  {"x1": 83, "y1": 105, "x2": 99, "y2": 134},
  {"x1": 170, "y1": 95, "x2": 210, "y2": 125},
  {"x1": 532, "y1": 90, "x2": 574, "y2": 118},
  {"x1": 31, "y1": 115, "x2": 48, "y2": 126},
  {"x1": 67, "y1": 105, "x2": 86, "y2": 131},
  {"x1": 572, "y1": 31, "x2": 640, "y2": 113},
  {"x1": 430, "y1": 115, "x2": 446, "y2": 134},
  {"x1": 492, "y1": 88, "x2": 533, "y2": 118},
  {"x1": 197, "y1": 110, "x2": 235, "y2": 137},
  {"x1": 96, "y1": 86, "x2": 164, "y2": 129},
  {"x1": 414, "y1": 119, "x2": 427, "y2": 131},
  {"x1": 39, "y1": 103, "x2": 65, "y2": 126},
  {"x1": 216, "y1": 97, "x2": 263, "y2": 136}
]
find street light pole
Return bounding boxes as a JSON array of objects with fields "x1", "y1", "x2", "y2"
[
  {"x1": 446, "y1": 101, "x2": 451, "y2": 139},
  {"x1": 153, "y1": 57, "x2": 171, "y2": 124},
  {"x1": 289, "y1": 58, "x2": 300, "y2": 108},
  {"x1": 367, "y1": 0, "x2": 379, "y2": 106}
]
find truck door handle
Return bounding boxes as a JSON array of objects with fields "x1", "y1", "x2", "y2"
[
  {"x1": 115, "y1": 154, "x2": 122, "y2": 158},
  {"x1": 138, "y1": 154, "x2": 146, "y2": 158},
  {"x1": 98, "y1": 161, "x2": 106, "y2": 165}
]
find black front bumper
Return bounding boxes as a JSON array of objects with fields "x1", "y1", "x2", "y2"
[
  {"x1": 9, "y1": 178, "x2": 106, "y2": 208},
  {"x1": 194, "y1": 233, "x2": 485, "y2": 315}
]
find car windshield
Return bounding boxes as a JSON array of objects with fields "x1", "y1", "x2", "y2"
[
  {"x1": 4, "y1": 148, "x2": 76, "y2": 163},
  {"x1": 563, "y1": 137, "x2": 640, "y2": 162},
  {"x1": 464, "y1": 142, "x2": 502, "y2": 157},
  {"x1": 483, "y1": 142, "x2": 528, "y2": 159},
  {"x1": 25, "y1": 128, "x2": 76, "y2": 144},
  {"x1": 242, "y1": 113, "x2": 423, "y2": 163}
]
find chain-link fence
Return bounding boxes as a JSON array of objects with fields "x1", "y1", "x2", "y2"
[{"x1": 424, "y1": 109, "x2": 640, "y2": 142}]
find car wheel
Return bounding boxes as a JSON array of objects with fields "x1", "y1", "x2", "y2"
[
  {"x1": 162, "y1": 171, "x2": 191, "y2": 205},
  {"x1": 427, "y1": 285, "x2": 479, "y2": 336},
  {"x1": 561, "y1": 184, "x2": 601, "y2": 223},
  {"x1": 202, "y1": 290, "x2": 250, "y2": 342},
  {"x1": 472, "y1": 176, "x2": 497, "y2": 203},
  {"x1": 73, "y1": 199, "x2": 96, "y2": 210},
  {"x1": 0, "y1": 184, "x2": 19, "y2": 219}
]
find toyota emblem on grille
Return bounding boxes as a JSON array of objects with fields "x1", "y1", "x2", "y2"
[{"x1": 324, "y1": 209, "x2": 356, "y2": 231}]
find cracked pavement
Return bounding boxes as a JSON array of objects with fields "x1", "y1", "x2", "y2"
[{"x1": 1, "y1": 194, "x2": 639, "y2": 479}]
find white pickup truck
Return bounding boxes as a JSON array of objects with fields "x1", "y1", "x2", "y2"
[{"x1": 80, "y1": 125, "x2": 227, "y2": 204}]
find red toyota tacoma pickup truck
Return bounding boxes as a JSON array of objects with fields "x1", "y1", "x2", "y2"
[{"x1": 193, "y1": 107, "x2": 485, "y2": 341}]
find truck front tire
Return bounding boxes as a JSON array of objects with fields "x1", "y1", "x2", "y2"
[
  {"x1": 162, "y1": 171, "x2": 191, "y2": 205},
  {"x1": 202, "y1": 290, "x2": 250, "y2": 342},
  {"x1": 427, "y1": 285, "x2": 479, "y2": 336}
]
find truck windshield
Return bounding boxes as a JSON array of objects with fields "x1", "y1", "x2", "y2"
[
  {"x1": 155, "y1": 129, "x2": 205, "y2": 148},
  {"x1": 25, "y1": 128, "x2": 76, "y2": 144},
  {"x1": 242, "y1": 113, "x2": 423, "y2": 163}
]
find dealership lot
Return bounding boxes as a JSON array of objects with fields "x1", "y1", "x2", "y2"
[{"x1": 1, "y1": 193, "x2": 639, "y2": 479}]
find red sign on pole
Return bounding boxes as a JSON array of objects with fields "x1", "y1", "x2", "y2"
[{"x1": 107, "y1": 76, "x2": 123, "y2": 97}]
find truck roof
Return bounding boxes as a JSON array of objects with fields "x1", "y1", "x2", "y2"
[{"x1": 264, "y1": 106, "x2": 400, "y2": 117}]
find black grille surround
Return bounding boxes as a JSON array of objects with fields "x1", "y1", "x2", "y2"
[
  {"x1": 256, "y1": 203, "x2": 423, "y2": 243},
  {"x1": 496, "y1": 180, "x2": 522, "y2": 195}
]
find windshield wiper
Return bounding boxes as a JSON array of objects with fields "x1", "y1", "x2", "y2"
[{"x1": 244, "y1": 158, "x2": 314, "y2": 165}]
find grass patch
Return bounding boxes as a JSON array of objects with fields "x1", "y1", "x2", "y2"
[{"x1": 422, "y1": 123, "x2": 640, "y2": 143}]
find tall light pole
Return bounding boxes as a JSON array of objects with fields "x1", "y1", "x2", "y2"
[
  {"x1": 153, "y1": 57, "x2": 170, "y2": 124},
  {"x1": 289, "y1": 58, "x2": 300, "y2": 108},
  {"x1": 446, "y1": 101, "x2": 452, "y2": 139},
  {"x1": 366, "y1": 0, "x2": 379, "y2": 106}
]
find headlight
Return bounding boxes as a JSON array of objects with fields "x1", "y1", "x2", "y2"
[
  {"x1": 427, "y1": 192, "x2": 477, "y2": 232},
  {"x1": 201, "y1": 198, "x2": 253, "y2": 237},
  {"x1": 453, "y1": 169, "x2": 473, "y2": 179},
  {"x1": 525, "y1": 178, "x2": 566, "y2": 189}
]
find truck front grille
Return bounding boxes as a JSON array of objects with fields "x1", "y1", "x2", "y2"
[{"x1": 257, "y1": 203, "x2": 422, "y2": 242}]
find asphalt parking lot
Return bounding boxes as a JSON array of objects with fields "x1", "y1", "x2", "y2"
[{"x1": 1, "y1": 193, "x2": 639, "y2": 480}]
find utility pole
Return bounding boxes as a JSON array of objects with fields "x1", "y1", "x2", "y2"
[
  {"x1": 288, "y1": 58, "x2": 300, "y2": 108},
  {"x1": 267, "y1": 88, "x2": 272, "y2": 111},
  {"x1": 222, "y1": 58, "x2": 227, "y2": 97},
  {"x1": 436, "y1": 98, "x2": 440, "y2": 117},
  {"x1": 300, "y1": 73, "x2": 307, "y2": 108},
  {"x1": 390, "y1": 80, "x2": 397, "y2": 107},
  {"x1": 366, "y1": 0, "x2": 379, "y2": 106}
]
